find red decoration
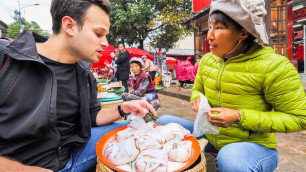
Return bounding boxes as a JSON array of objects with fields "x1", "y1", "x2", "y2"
[
  {"x1": 192, "y1": 0, "x2": 211, "y2": 12},
  {"x1": 125, "y1": 47, "x2": 154, "y2": 61},
  {"x1": 91, "y1": 45, "x2": 115, "y2": 69},
  {"x1": 293, "y1": 7, "x2": 306, "y2": 22}
]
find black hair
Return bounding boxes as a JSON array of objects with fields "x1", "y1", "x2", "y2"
[
  {"x1": 209, "y1": 11, "x2": 256, "y2": 43},
  {"x1": 51, "y1": 0, "x2": 111, "y2": 34},
  {"x1": 118, "y1": 43, "x2": 125, "y2": 48}
]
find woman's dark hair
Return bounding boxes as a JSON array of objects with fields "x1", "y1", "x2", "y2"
[
  {"x1": 131, "y1": 61, "x2": 142, "y2": 68},
  {"x1": 209, "y1": 11, "x2": 256, "y2": 43},
  {"x1": 51, "y1": 0, "x2": 111, "y2": 34}
]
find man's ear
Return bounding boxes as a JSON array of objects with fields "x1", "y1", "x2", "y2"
[
  {"x1": 239, "y1": 29, "x2": 250, "y2": 41},
  {"x1": 62, "y1": 16, "x2": 77, "y2": 36}
]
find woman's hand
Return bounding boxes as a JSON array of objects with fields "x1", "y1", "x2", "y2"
[
  {"x1": 207, "y1": 108, "x2": 240, "y2": 128},
  {"x1": 190, "y1": 98, "x2": 201, "y2": 112}
]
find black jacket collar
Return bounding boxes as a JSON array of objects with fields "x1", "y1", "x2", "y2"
[{"x1": 5, "y1": 30, "x2": 92, "y2": 70}]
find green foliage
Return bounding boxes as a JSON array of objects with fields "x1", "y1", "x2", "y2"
[
  {"x1": 4, "y1": 10, "x2": 50, "y2": 39},
  {"x1": 108, "y1": 0, "x2": 193, "y2": 50}
]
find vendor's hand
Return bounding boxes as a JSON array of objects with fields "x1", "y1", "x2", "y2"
[
  {"x1": 121, "y1": 100, "x2": 158, "y2": 117},
  {"x1": 207, "y1": 108, "x2": 240, "y2": 128},
  {"x1": 190, "y1": 98, "x2": 201, "y2": 112}
]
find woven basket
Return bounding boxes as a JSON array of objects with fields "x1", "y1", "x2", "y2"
[{"x1": 96, "y1": 151, "x2": 206, "y2": 172}]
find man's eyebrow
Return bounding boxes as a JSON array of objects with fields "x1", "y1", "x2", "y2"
[{"x1": 97, "y1": 27, "x2": 109, "y2": 33}]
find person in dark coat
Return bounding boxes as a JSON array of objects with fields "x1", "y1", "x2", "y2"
[{"x1": 116, "y1": 43, "x2": 130, "y2": 92}]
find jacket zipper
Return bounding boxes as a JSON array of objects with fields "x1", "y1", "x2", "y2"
[
  {"x1": 216, "y1": 61, "x2": 225, "y2": 107},
  {"x1": 45, "y1": 67, "x2": 62, "y2": 164},
  {"x1": 214, "y1": 59, "x2": 226, "y2": 149}
]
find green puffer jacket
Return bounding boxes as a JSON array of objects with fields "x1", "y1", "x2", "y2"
[{"x1": 191, "y1": 44, "x2": 306, "y2": 150}]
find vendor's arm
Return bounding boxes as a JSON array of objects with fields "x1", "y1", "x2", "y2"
[
  {"x1": 0, "y1": 157, "x2": 52, "y2": 172},
  {"x1": 133, "y1": 76, "x2": 151, "y2": 97},
  {"x1": 95, "y1": 100, "x2": 158, "y2": 126},
  {"x1": 241, "y1": 58, "x2": 306, "y2": 133},
  {"x1": 209, "y1": 58, "x2": 306, "y2": 132}
]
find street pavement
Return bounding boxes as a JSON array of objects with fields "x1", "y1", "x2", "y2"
[{"x1": 156, "y1": 86, "x2": 306, "y2": 172}]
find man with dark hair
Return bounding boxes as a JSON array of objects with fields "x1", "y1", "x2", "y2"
[
  {"x1": 116, "y1": 43, "x2": 130, "y2": 92},
  {"x1": 0, "y1": 0, "x2": 156, "y2": 171}
]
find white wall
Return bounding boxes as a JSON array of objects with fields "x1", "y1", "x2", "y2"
[{"x1": 174, "y1": 32, "x2": 194, "y2": 49}]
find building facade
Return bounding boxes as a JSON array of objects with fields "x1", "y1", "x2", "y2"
[{"x1": 190, "y1": 0, "x2": 306, "y2": 73}]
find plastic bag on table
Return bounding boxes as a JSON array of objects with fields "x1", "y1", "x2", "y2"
[
  {"x1": 116, "y1": 117, "x2": 154, "y2": 142},
  {"x1": 193, "y1": 93, "x2": 219, "y2": 136},
  {"x1": 135, "y1": 132, "x2": 165, "y2": 151},
  {"x1": 154, "y1": 123, "x2": 191, "y2": 142},
  {"x1": 104, "y1": 138, "x2": 139, "y2": 165},
  {"x1": 163, "y1": 139, "x2": 192, "y2": 162},
  {"x1": 134, "y1": 149, "x2": 168, "y2": 172}
]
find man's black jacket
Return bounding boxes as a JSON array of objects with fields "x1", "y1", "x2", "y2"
[{"x1": 0, "y1": 31, "x2": 101, "y2": 171}]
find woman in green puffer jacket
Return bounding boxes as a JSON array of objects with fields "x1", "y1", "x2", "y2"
[{"x1": 155, "y1": 0, "x2": 306, "y2": 171}]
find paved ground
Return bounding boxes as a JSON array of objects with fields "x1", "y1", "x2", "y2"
[{"x1": 156, "y1": 86, "x2": 306, "y2": 172}]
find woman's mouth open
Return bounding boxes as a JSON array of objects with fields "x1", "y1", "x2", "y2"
[{"x1": 209, "y1": 44, "x2": 216, "y2": 50}]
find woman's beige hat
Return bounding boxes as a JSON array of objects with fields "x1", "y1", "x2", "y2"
[
  {"x1": 210, "y1": 0, "x2": 269, "y2": 44},
  {"x1": 129, "y1": 57, "x2": 145, "y2": 68}
]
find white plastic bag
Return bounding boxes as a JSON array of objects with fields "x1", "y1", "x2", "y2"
[{"x1": 193, "y1": 93, "x2": 219, "y2": 136}]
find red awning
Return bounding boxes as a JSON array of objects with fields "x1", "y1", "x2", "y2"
[
  {"x1": 126, "y1": 47, "x2": 154, "y2": 61},
  {"x1": 166, "y1": 57, "x2": 176, "y2": 64},
  {"x1": 92, "y1": 45, "x2": 115, "y2": 69},
  {"x1": 193, "y1": 0, "x2": 211, "y2": 12}
]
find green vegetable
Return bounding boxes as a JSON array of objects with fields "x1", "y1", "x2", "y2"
[
  {"x1": 107, "y1": 86, "x2": 125, "y2": 95},
  {"x1": 143, "y1": 110, "x2": 158, "y2": 122}
]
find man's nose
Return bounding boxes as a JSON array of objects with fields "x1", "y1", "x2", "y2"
[{"x1": 100, "y1": 37, "x2": 109, "y2": 49}]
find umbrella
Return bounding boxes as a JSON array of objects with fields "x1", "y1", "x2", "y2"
[
  {"x1": 126, "y1": 47, "x2": 154, "y2": 61},
  {"x1": 166, "y1": 57, "x2": 177, "y2": 64},
  {"x1": 92, "y1": 45, "x2": 115, "y2": 68}
]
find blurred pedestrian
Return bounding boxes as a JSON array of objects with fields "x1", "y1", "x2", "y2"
[
  {"x1": 110, "y1": 48, "x2": 119, "y2": 82},
  {"x1": 142, "y1": 55, "x2": 156, "y2": 80},
  {"x1": 116, "y1": 43, "x2": 130, "y2": 92}
]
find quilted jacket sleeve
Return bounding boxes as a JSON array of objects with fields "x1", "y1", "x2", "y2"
[
  {"x1": 191, "y1": 57, "x2": 205, "y2": 101},
  {"x1": 240, "y1": 56, "x2": 306, "y2": 133}
]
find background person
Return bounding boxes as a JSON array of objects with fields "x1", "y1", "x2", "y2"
[
  {"x1": 116, "y1": 43, "x2": 130, "y2": 92},
  {"x1": 155, "y1": 0, "x2": 306, "y2": 172},
  {"x1": 142, "y1": 55, "x2": 156, "y2": 80},
  {"x1": 110, "y1": 48, "x2": 119, "y2": 82},
  {"x1": 122, "y1": 57, "x2": 157, "y2": 101},
  {"x1": 0, "y1": 0, "x2": 157, "y2": 171}
]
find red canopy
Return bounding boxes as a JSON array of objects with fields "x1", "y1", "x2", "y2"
[
  {"x1": 91, "y1": 45, "x2": 115, "y2": 68},
  {"x1": 166, "y1": 57, "x2": 177, "y2": 64},
  {"x1": 126, "y1": 47, "x2": 154, "y2": 61},
  {"x1": 192, "y1": 0, "x2": 211, "y2": 12}
]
